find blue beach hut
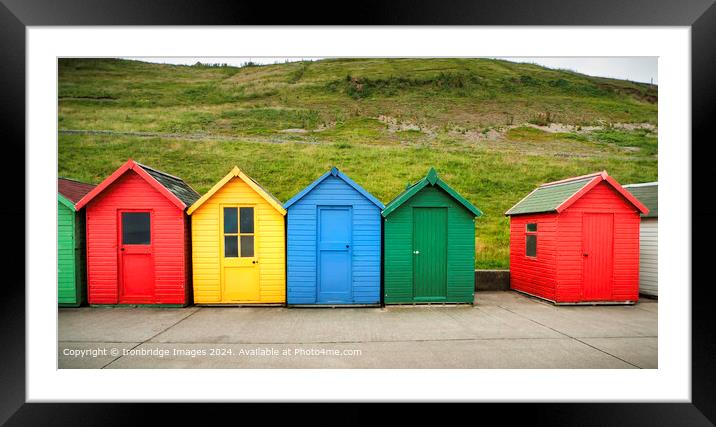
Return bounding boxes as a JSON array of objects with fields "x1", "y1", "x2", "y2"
[{"x1": 285, "y1": 167, "x2": 384, "y2": 305}]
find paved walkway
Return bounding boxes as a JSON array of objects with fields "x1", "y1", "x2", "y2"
[{"x1": 58, "y1": 291, "x2": 657, "y2": 369}]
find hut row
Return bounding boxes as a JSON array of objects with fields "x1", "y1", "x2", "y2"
[
  {"x1": 61, "y1": 160, "x2": 481, "y2": 307},
  {"x1": 59, "y1": 159, "x2": 653, "y2": 307}
]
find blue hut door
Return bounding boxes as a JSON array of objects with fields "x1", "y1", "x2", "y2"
[{"x1": 317, "y1": 206, "x2": 352, "y2": 303}]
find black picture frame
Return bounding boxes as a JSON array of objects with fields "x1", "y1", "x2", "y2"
[{"x1": 2, "y1": 0, "x2": 713, "y2": 423}]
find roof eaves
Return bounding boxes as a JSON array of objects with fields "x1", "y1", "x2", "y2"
[
  {"x1": 603, "y1": 175, "x2": 649, "y2": 215},
  {"x1": 435, "y1": 179, "x2": 482, "y2": 217},
  {"x1": 238, "y1": 170, "x2": 286, "y2": 215},
  {"x1": 554, "y1": 175, "x2": 603, "y2": 213},
  {"x1": 381, "y1": 177, "x2": 429, "y2": 217},
  {"x1": 57, "y1": 193, "x2": 76, "y2": 211},
  {"x1": 186, "y1": 169, "x2": 237, "y2": 215},
  {"x1": 335, "y1": 169, "x2": 385, "y2": 209},
  {"x1": 74, "y1": 159, "x2": 136, "y2": 210},
  {"x1": 133, "y1": 164, "x2": 189, "y2": 210},
  {"x1": 505, "y1": 186, "x2": 542, "y2": 216},
  {"x1": 283, "y1": 169, "x2": 333, "y2": 209}
]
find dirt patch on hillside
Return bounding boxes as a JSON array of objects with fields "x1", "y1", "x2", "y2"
[
  {"x1": 377, "y1": 115, "x2": 436, "y2": 136},
  {"x1": 278, "y1": 128, "x2": 308, "y2": 133},
  {"x1": 521, "y1": 122, "x2": 656, "y2": 134},
  {"x1": 450, "y1": 128, "x2": 504, "y2": 142}
]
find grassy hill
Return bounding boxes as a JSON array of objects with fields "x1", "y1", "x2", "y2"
[{"x1": 58, "y1": 58, "x2": 658, "y2": 268}]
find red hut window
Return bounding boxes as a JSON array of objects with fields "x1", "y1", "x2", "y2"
[
  {"x1": 525, "y1": 223, "x2": 537, "y2": 257},
  {"x1": 122, "y1": 212, "x2": 151, "y2": 245}
]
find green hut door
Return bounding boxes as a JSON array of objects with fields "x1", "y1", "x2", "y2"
[{"x1": 412, "y1": 207, "x2": 447, "y2": 300}]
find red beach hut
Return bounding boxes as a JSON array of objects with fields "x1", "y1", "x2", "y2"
[
  {"x1": 505, "y1": 171, "x2": 649, "y2": 304},
  {"x1": 75, "y1": 159, "x2": 200, "y2": 306}
]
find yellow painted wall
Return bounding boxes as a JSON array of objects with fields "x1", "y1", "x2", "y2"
[{"x1": 191, "y1": 177, "x2": 285, "y2": 304}]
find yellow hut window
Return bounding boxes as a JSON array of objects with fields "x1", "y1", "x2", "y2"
[{"x1": 223, "y1": 207, "x2": 254, "y2": 258}]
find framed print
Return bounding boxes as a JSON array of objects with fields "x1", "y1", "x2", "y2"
[{"x1": 2, "y1": 0, "x2": 714, "y2": 423}]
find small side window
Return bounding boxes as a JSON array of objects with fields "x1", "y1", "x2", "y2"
[{"x1": 526, "y1": 223, "x2": 537, "y2": 257}]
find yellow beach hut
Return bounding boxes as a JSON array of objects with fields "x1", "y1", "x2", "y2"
[{"x1": 187, "y1": 167, "x2": 286, "y2": 305}]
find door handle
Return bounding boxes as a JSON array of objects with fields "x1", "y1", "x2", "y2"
[
  {"x1": 583, "y1": 253, "x2": 588, "y2": 257},
  {"x1": 346, "y1": 244, "x2": 350, "y2": 248},
  {"x1": 120, "y1": 248, "x2": 125, "y2": 251},
  {"x1": 252, "y1": 260, "x2": 258, "y2": 264},
  {"x1": 413, "y1": 250, "x2": 420, "y2": 255}
]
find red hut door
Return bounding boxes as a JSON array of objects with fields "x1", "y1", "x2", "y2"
[
  {"x1": 582, "y1": 213, "x2": 614, "y2": 300},
  {"x1": 118, "y1": 211, "x2": 154, "y2": 303}
]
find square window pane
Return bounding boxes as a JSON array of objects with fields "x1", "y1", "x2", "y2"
[
  {"x1": 526, "y1": 223, "x2": 537, "y2": 232},
  {"x1": 224, "y1": 236, "x2": 238, "y2": 258},
  {"x1": 224, "y1": 208, "x2": 238, "y2": 234},
  {"x1": 526, "y1": 234, "x2": 537, "y2": 257},
  {"x1": 122, "y1": 212, "x2": 150, "y2": 245},
  {"x1": 240, "y1": 207, "x2": 254, "y2": 233},
  {"x1": 240, "y1": 235, "x2": 254, "y2": 258}
]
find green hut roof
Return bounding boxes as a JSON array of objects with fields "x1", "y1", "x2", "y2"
[
  {"x1": 381, "y1": 168, "x2": 482, "y2": 218},
  {"x1": 505, "y1": 175, "x2": 597, "y2": 216}
]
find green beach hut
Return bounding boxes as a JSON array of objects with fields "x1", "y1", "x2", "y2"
[
  {"x1": 58, "y1": 178, "x2": 95, "y2": 307},
  {"x1": 382, "y1": 168, "x2": 482, "y2": 304}
]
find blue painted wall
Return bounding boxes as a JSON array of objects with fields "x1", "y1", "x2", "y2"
[{"x1": 287, "y1": 174, "x2": 382, "y2": 304}]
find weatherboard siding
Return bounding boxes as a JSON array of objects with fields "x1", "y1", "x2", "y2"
[
  {"x1": 58, "y1": 201, "x2": 78, "y2": 305},
  {"x1": 555, "y1": 182, "x2": 640, "y2": 302},
  {"x1": 509, "y1": 213, "x2": 558, "y2": 301},
  {"x1": 509, "y1": 179, "x2": 642, "y2": 303},
  {"x1": 191, "y1": 177, "x2": 285, "y2": 304},
  {"x1": 287, "y1": 175, "x2": 381, "y2": 304},
  {"x1": 85, "y1": 170, "x2": 189, "y2": 305},
  {"x1": 384, "y1": 185, "x2": 475, "y2": 304},
  {"x1": 638, "y1": 218, "x2": 658, "y2": 296}
]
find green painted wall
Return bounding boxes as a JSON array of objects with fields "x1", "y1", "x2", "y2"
[
  {"x1": 383, "y1": 186, "x2": 475, "y2": 303},
  {"x1": 58, "y1": 200, "x2": 76, "y2": 305},
  {"x1": 58, "y1": 200, "x2": 86, "y2": 307}
]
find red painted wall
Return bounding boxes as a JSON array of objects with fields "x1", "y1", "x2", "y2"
[
  {"x1": 509, "y1": 181, "x2": 641, "y2": 303},
  {"x1": 509, "y1": 213, "x2": 558, "y2": 300},
  {"x1": 85, "y1": 170, "x2": 189, "y2": 305},
  {"x1": 555, "y1": 181, "x2": 640, "y2": 302}
]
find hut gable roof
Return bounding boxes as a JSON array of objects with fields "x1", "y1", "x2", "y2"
[
  {"x1": 623, "y1": 182, "x2": 658, "y2": 218},
  {"x1": 283, "y1": 167, "x2": 384, "y2": 210},
  {"x1": 58, "y1": 177, "x2": 96, "y2": 211},
  {"x1": 58, "y1": 177, "x2": 96, "y2": 205},
  {"x1": 505, "y1": 171, "x2": 649, "y2": 216},
  {"x1": 135, "y1": 162, "x2": 200, "y2": 208},
  {"x1": 74, "y1": 159, "x2": 200, "y2": 211},
  {"x1": 381, "y1": 168, "x2": 482, "y2": 217},
  {"x1": 187, "y1": 166, "x2": 286, "y2": 215}
]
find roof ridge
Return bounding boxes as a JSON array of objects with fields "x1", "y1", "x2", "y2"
[
  {"x1": 58, "y1": 176, "x2": 93, "y2": 185},
  {"x1": 540, "y1": 172, "x2": 603, "y2": 188}
]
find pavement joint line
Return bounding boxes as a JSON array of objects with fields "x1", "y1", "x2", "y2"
[
  {"x1": 100, "y1": 307, "x2": 203, "y2": 369},
  {"x1": 90, "y1": 337, "x2": 586, "y2": 345},
  {"x1": 494, "y1": 304, "x2": 643, "y2": 369},
  {"x1": 59, "y1": 335, "x2": 658, "y2": 345}
]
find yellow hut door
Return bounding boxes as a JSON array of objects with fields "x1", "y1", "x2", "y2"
[{"x1": 221, "y1": 206, "x2": 260, "y2": 302}]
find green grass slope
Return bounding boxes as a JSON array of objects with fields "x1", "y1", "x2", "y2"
[{"x1": 58, "y1": 58, "x2": 658, "y2": 268}]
